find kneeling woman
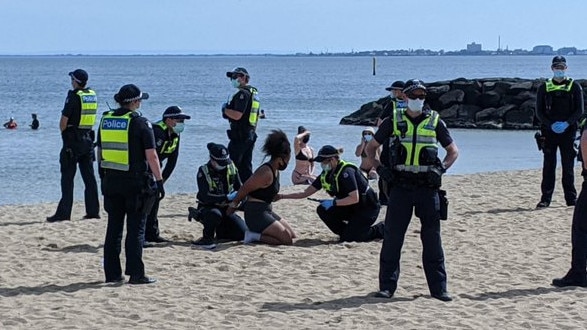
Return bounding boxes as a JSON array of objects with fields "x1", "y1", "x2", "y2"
[
  {"x1": 279, "y1": 145, "x2": 384, "y2": 242},
  {"x1": 227, "y1": 129, "x2": 297, "y2": 245}
]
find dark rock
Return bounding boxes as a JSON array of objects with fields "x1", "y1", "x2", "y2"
[
  {"x1": 438, "y1": 90, "x2": 465, "y2": 108},
  {"x1": 459, "y1": 104, "x2": 483, "y2": 120},
  {"x1": 478, "y1": 91, "x2": 502, "y2": 108},
  {"x1": 340, "y1": 77, "x2": 587, "y2": 130},
  {"x1": 439, "y1": 104, "x2": 459, "y2": 119},
  {"x1": 504, "y1": 108, "x2": 535, "y2": 129}
]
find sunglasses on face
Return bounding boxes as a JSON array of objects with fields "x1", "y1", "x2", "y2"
[{"x1": 407, "y1": 94, "x2": 426, "y2": 100}]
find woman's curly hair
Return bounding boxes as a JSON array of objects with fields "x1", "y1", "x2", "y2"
[{"x1": 262, "y1": 129, "x2": 291, "y2": 160}]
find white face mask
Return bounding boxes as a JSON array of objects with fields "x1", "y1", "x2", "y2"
[
  {"x1": 363, "y1": 134, "x2": 373, "y2": 142},
  {"x1": 407, "y1": 98, "x2": 425, "y2": 113},
  {"x1": 231, "y1": 78, "x2": 240, "y2": 88},
  {"x1": 173, "y1": 122, "x2": 185, "y2": 134}
]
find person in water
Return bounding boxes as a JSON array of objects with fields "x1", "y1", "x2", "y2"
[
  {"x1": 3, "y1": 117, "x2": 17, "y2": 129},
  {"x1": 291, "y1": 126, "x2": 316, "y2": 185},
  {"x1": 355, "y1": 127, "x2": 379, "y2": 180},
  {"x1": 30, "y1": 114, "x2": 39, "y2": 130}
]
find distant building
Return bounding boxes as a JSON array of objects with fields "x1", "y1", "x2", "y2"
[
  {"x1": 558, "y1": 47, "x2": 577, "y2": 55},
  {"x1": 466, "y1": 42, "x2": 482, "y2": 53},
  {"x1": 532, "y1": 45, "x2": 554, "y2": 54}
]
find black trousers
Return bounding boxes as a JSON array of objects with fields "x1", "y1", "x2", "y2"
[
  {"x1": 568, "y1": 180, "x2": 587, "y2": 281},
  {"x1": 199, "y1": 207, "x2": 247, "y2": 241},
  {"x1": 228, "y1": 131, "x2": 256, "y2": 182},
  {"x1": 54, "y1": 147, "x2": 100, "y2": 218},
  {"x1": 145, "y1": 198, "x2": 161, "y2": 241},
  {"x1": 541, "y1": 128, "x2": 577, "y2": 203},
  {"x1": 316, "y1": 202, "x2": 383, "y2": 242},
  {"x1": 102, "y1": 175, "x2": 151, "y2": 281},
  {"x1": 379, "y1": 185, "x2": 447, "y2": 295}
]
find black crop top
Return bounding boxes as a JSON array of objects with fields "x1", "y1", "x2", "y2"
[{"x1": 249, "y1": 163, "x2": 280, "y2": 203}]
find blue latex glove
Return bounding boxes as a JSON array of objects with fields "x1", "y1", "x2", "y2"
[
  {"x1": 551, "y1": 121, "x2": 569, "y2": 134},
  {"x1": 227, "y1": 191, "x2": 238, "y2": 201},
  {"x1": 320, "y1": 199, "x2": 335, "y2": 210}
]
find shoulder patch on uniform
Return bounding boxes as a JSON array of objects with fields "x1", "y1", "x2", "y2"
[
  {"x1": 197, "y1": 172, "x2": 203, "y2": 178},
  {"x1": 343, "y1": 172, "x2": 349, "y2": 178},
  {"x1": 239, "y1": 94, "x2": 245, "y2": 100},
  {"x1": 156, "y1": 139, "x2": 163, "y2": 147},
  {"x1": 146, "y1": 121, "x2": 152, "y2": 129}
]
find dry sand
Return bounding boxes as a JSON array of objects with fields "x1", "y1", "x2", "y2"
[{"x1": 1, "y1": 168, "x2": 586, "y2": 329}]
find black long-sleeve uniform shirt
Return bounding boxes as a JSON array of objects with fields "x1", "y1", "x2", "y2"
[
  {"x1": 196, "y1": 163, "x2": 242, "y2": 206},
  {"x1": 535, "y1": 78, "x2": 584, "y2": 128},
  {"x1": 153, "y1": 124, "x2": 180, "y2": 181}
]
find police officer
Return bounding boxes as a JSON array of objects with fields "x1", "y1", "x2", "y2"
[
  {"x1": 377, "y1": 80, "x2": 406, "y2": 205},
  {"x1": 222, "y1": 67, "x2": 260, "y2": 182},
  {"x1": 552, "y1": 120, "x2": 587, "y2": 288},
  {"x1": 377, "y1": 80, "x2": 406, "y2": 126},
  {"x1": 97, "y1": 84, "x2": 164, "y2": 285},
  {"x1": 189, "y1": 143, "x2": 248, "y2": 249},
  {"x1": 535, "y1": 56, "x2": 584, "y2": 208},
  {"x1": 144, "y1": 106, "x2": 191, "y2": 245},
  {"x1": 366, "y1": 79, "x2": 459, "y2": 301},
  {"x1": 279, "y1": 145, "x2": 384, "y2": 242},
  {"x1": 47, "y1": 69, "x2": 100, "y2": 222}
]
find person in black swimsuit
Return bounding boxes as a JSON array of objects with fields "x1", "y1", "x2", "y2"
[
  {"x1": 292, "y1": 126, "x2": 316, "y2": 184},
  {"x1": 227, "y1": 129, "x2": 296, "y2": 245}
]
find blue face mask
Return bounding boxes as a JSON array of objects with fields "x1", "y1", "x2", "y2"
[
  {"x1": 321, "y1": 162, "x2": 331, "y2": 172},
  {"x1": 553, "y1": 70, "x2": 566, "y2": 79},
  {"x1": 231, "y1": 78, "x2": 240, "y2": 88},
  {"x1": 173, "y1": 122, "x2": 185, "y2": 134}
]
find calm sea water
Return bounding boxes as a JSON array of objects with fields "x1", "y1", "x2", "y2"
[{"x1": 1, "y1": 55, "x2": 586, "y2": 206}]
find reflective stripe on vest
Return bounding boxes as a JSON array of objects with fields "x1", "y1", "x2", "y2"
[
  {"x1": 99, "y1": 111, "x2": 131, "y2": 171},
  {"x1": 201, "y1": 163, "x2": 237, "y2": 193},
  {"x1": 545, "y1": 78, "x2": 573, "y2": 93},
  {"x1": 77, "y1": 90, "x2": 98, "y2": 129},
  {"x1": 248, "y1": 87, "x2": 260, "y2": 127},
  {"x1": 320, "y1": 160, "x2": 361, "y2": 194},
  {"x1": 392, "y1": 109, "x2": 440, "y2": 171},
  {"x1": 155, "y1": 121, "x2": 179, "y2": 155}
]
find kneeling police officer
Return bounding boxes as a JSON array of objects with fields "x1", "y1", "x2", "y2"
[
  {"x1": 189, "y1": 143, "x2": 248, "y2": 249},
  {"x1": 279, "y1": 145, "x2": 384, "y2": 242}
]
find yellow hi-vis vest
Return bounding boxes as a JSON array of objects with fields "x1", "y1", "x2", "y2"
[
  {"x1": 392, "y1": 108, "x2": 440, "y2": 173},
  {"x1": 77, "y1": 89, "x2": 98, "y2": 129},
  {"x1": 201, "y1": 163, "x2": 238, "y2": 194},
  {"x1": 155, "y1": 121, "x2": 179, "y2": 155},
  {"x1": 248, "y1": 87, "x2": 260, "y2": 127},
  {"x1": 99, "y1": 111, "x2": 132, "y2": 171},
  {"x1": 319, "y1": 160, "x2": 362, "y2": 195},
  {"x1": 545, "y1": 78, "x2": 573, "y2": 93}
]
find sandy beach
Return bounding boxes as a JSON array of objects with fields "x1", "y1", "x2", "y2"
[{"x1": 1, "y1": 168, "x2": 587, "y2": 329}]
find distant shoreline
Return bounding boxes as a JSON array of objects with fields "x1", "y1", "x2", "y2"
[{"x1": 0, "y1": 53, "x2": 585, "y2": 57}]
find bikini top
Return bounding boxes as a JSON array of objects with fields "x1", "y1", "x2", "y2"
[{"x1": 296, "y1": 151, "x2": 310, "y2": 161}]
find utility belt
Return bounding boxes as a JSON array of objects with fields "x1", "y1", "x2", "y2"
[
  {"x1": 227, "y1": 125, "x2": 256, "y2": 141},
  {"x1": 393, "y1": 171, "x2": 441, "y2": 189}
]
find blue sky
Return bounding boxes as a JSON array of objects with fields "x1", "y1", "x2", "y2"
[{"x1": 1, "y1": 0, "x2": 586, "y2": 55}]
